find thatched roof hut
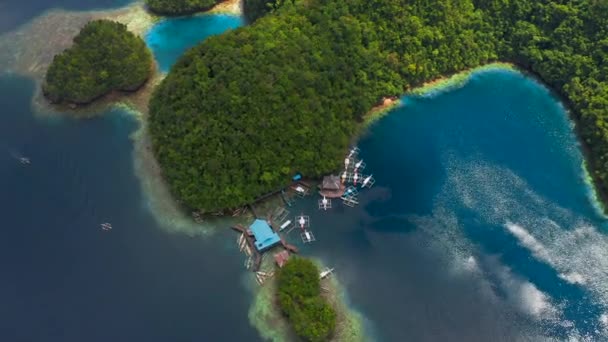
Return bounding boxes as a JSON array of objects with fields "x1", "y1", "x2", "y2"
[{"x1": 321, "y1": 175, "x2": 341, "y2": 190}]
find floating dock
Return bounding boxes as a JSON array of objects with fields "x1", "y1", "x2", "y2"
[
  {"x1": 232, "y1": 217, "x2": 299, "y2": 273},
  {"x1": 231, "y1": 224, "x2": 263, "y2": 271},
  {"x1": 272, "y1": 207, "x2": 289, "y2": 224},
  {"x1": 280, "y1": 189, "x2": 294, "y2": 207}
]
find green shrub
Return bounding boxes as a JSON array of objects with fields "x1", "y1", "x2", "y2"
[{"x1": 43, "y1": 20, "x2": 152, "y2": 104}]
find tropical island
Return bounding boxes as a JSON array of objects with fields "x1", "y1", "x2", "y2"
[
  {"x1": 145, "y1": 0, "x2": 222, "y2": 16},
  {"x1": 148, "y1": 0, "x2": 608, "y2": 213},
  {"x1": 43, "y1": 19, "x2": 153, "y2": 105},
  {"x1": 277, "y1": 258, "x2": 336, "y2": 341},
  {"x1": 248, "y1": 253, "x2": 365, "y2": 342}
]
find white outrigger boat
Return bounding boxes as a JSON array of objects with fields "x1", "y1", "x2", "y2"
[
  {"x1": 301, "y1": 229, "x2": 316, "y2": 243},
  {"x1": 319, "y1": 267, "x2": 334, "y2": 279},
  {"x1": 296, "y1": 214, "x2": 310, "y2": 229},
  {"x1": 361, "y1": 174, "x2": 375, "y2": 188},
  {"x1": 354, "y1": 159, "x2": 365, "y2": 171},
  {"x1": 348, "y1": 147, "x2": 360, "y2": 158},
  {"x1": 318, "y1": 196, "x2": 332, "y2": 210},
  {"x1": 279, "y1": 219, "x2": 293, "y2": 231}
]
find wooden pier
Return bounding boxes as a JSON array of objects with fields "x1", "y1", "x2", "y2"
[
  {"x1": 280, "y1": 236, "x2": 299, "y2": 253},
  {"x1": 267, "y1": 215, "x2": 299, "y2": 253},
  {"x1": 280, "y1": 189, "x2": 294, "y2": 207},
  {"x1": 232, "y1": 217, "x2": 299, "y2": 273},
  {"x1": 247, "y1": 204, "x2": 259, "y2": 218},
  {"x1": 231, "y1": 224, "x2": 263, "y2": 271}
]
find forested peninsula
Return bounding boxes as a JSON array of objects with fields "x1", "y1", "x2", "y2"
[
  {"x1": 43, "y1": 20, "x2": 152, "y2": 105},
  {"x1": 149, "y1": 0, "x2": 608, "y2": 213},
  {"x1": 145, "y1": 0, "x2": 222, "y2": 15}
]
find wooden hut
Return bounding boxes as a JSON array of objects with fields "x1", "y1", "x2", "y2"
[{"x1": 318, "y1": 175, "x2": 346, "y2": 198}]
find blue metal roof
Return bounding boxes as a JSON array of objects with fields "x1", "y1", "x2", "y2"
[
  {"x1": 292, "y1": 173, "x2": 302, "y2": 181},
  {"x1": 250, "y1": 219, "x2": 281, "y2": 251}
]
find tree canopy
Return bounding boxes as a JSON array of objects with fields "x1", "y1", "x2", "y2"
[
  {"x1": 149, "y1": 0, "x2": 608, "y2": 212},
  {"x1": 43, "y1": 20, "x2": 152, "y2": 104},
  {"x1": 243, "y1": 0, "x2": 288, "y2": 23},
  {"x1": 145, "y1": 0, "x2": 221, "y2": 16},
  {"x1": 277, "y1": 258, "x2": 336, "y2": 342}
]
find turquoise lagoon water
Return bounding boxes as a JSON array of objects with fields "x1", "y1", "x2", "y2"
[{"x1": 145, "y1": 14, "x2": 243, "y2": 72}]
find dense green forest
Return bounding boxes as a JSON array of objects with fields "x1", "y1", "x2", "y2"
[
  {"x1": 277, "y1": 258, "x2": 336, "y2": 342},
  {"x1": 149, "y1": 0, "x2": 608, "y2": 212},
  {"x1": 243, "y1": 0, "x2": 284, "y2": 22},
  {"x1": 145, "y1": 0, "x2": 221, "y2": 15},
  {"x1": 44, "y1": 20, "x2": 152, "y2": 104}
]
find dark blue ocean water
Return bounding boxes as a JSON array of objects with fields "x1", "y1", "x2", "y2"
[
  {"x1": 145, "y1": 14, "x2": 243, "y2": 72},
  {"x1": 4, "y1": 5, "x2": 608, "y2": 341},
  {"x1": 0, "y1": 75, "x2": 261, "y2": 342},
  {"x1": 0, "y1": 0, "x2": 133, "y2": 34}
]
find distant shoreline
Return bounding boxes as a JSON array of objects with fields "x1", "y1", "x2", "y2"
[{"x1": 363, "y1": 62, "x2": 515, "y2": 125}]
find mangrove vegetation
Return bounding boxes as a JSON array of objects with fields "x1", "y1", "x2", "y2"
[
  {"x1": 43, "y1": 20, "x2": 152, "y2": 105},
  {"x1": 277, "y1": 258, "x2": 336, "y2": 342},
  {"x1": 149, "y1": 0, "x2": 608, "y2": 212}
]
